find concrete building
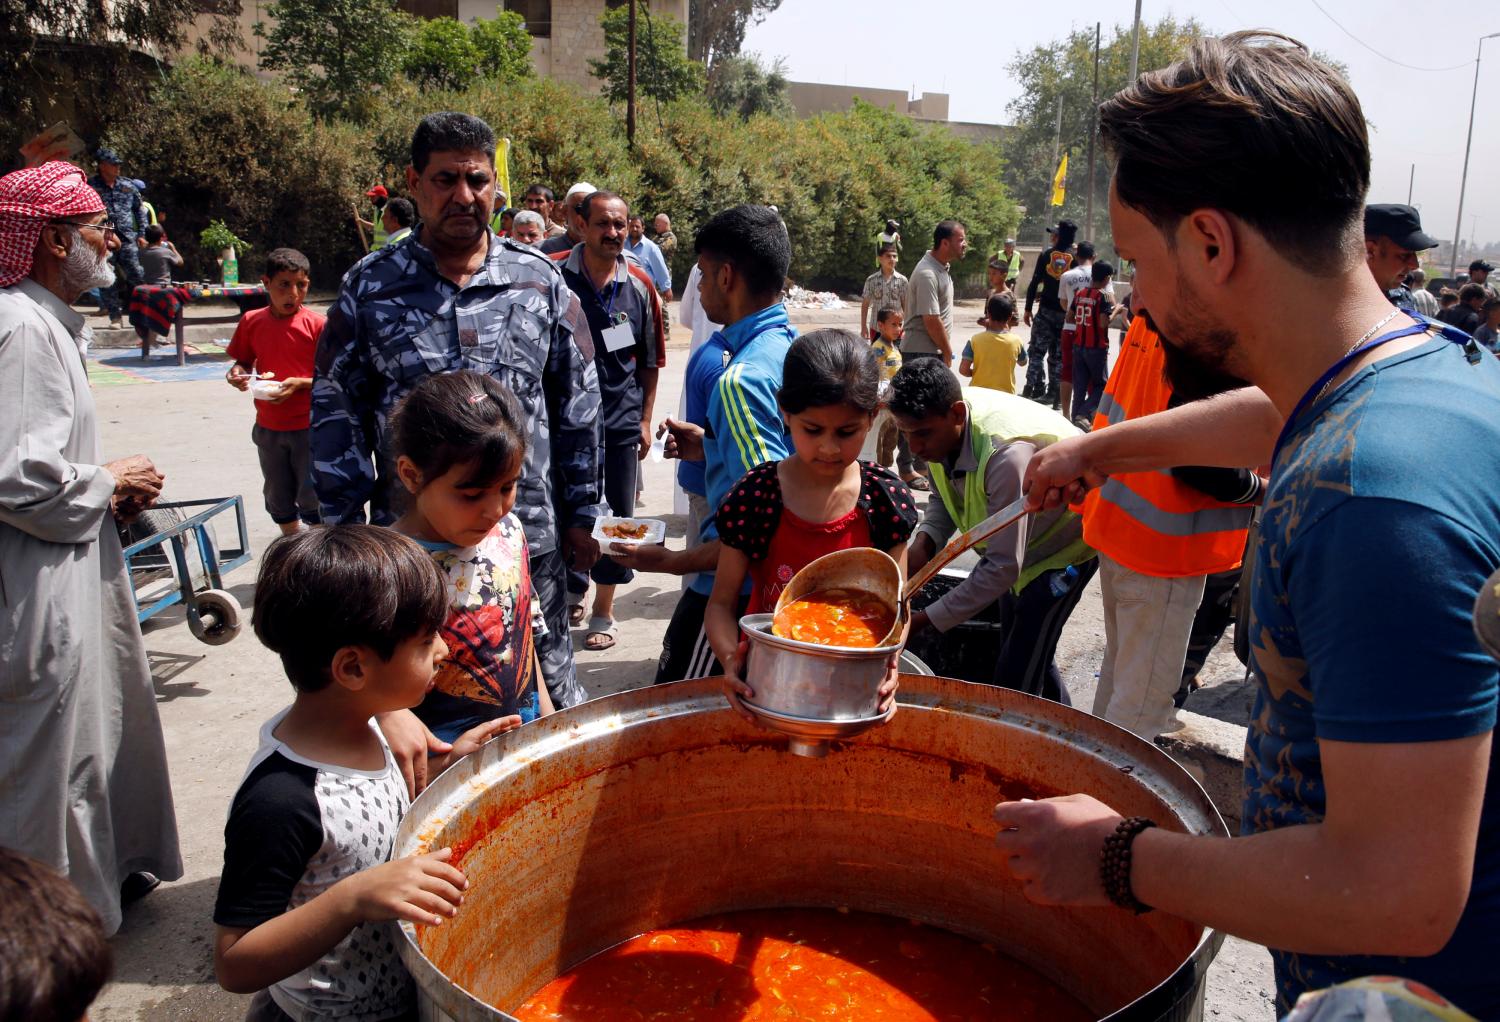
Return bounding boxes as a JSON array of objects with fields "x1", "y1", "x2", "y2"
[
  {"x1": 786, "y1": 80, "x2": 1008, "y2": 144},
  {"x1": 183, "y1": 0, "x2": 688, "y2": 93}
]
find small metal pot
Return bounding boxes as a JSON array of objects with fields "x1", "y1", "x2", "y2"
[{"x1": 740, "y1": 612, "x2": 898, "y2": 720}]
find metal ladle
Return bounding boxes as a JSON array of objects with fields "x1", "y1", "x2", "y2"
[{"x1": 773, "y1": 495, "x2": 1031, "y2": 646}]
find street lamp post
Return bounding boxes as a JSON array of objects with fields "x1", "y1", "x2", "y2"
[{"x1": 1451, "y1": 31, "x2": 1499, "y2": 278}]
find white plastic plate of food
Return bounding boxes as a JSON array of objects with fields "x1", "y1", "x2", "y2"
[
  {"x1": 593, "y1": 516, "x2": 666, "y2": 546},
  {"x1": 249, "y1": 378, "x2": 284, "y2": 400}
]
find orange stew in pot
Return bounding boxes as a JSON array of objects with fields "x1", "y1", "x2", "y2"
[
  {"x1": 512, "y1": 907, "x2": 1092, "y2": 1021},
  {"x1": 772, "y1": 588, "x2": 894, "y2": 648}
]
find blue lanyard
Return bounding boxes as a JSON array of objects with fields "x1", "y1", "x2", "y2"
[
  {"x1": 1271, "y1": 313, "x2": 1431, "y2": 465},
  {"x1": 592, "y1": 275, "x2": 620, "y2": 319}
]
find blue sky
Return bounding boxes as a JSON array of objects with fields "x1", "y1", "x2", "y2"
[{"x1": 744, "y1": 0, "x2": 1499, "y2": 250}]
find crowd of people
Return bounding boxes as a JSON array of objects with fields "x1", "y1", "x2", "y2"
[{"x1": 3, "y1": 27, "x2": 1500, "y2": 1022}]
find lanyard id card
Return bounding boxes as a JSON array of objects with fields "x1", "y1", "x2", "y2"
[{"x1": 601, "y1": 311, "x2": 635, "y2": 353}]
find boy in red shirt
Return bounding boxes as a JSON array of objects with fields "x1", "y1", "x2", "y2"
[
  {"x1": 226, "y1": 248, "x2": 325, "y2": 534},
  {"x1": 1066, "y1": 260, "x2": 1115, "y2": 428}
]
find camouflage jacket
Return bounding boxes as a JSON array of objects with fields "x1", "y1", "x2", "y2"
[
  {"x1": 311, "y1": 232, "x2": 602, "y2": 556},
  {"x1": 87, "y1": 175, "x2": 146, "y2": 240}
]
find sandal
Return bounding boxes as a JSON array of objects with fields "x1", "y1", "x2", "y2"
[
  {"x1": 584, "y1": 616, "x2": 618, "y2": 652},
  {"x1": 903, "y1": 473, "x2": 931, "y2": 492},
  {"x1": 568, "y1": 600, "x2": 586, "y2": 627}
]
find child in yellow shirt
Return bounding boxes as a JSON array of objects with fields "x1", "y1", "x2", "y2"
[
  {"x1": 960, "y1": 293, "x2": 1027, "y2": 394},
  {"x1": 870, "y1": 307, "x2": 922, "y2": 487}
]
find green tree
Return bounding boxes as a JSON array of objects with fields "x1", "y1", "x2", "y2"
[
  {"x1": 589, "y1": 6, "x2": 704, "y2": 107},
  {"x1": 257, "y1": 0, "x2": 413, "y2": 121},
  {"x1": 1003, "y1": 16, "x2": 1205, "y2": 249},
  {"x1": 103, "y1": 58, "x2": 373, "y2": 282},
  {"x1": 706, "y1": 52, "x2": 791, "y2": 120},
  {"x1": 402, "y1": 17, "x2": 481, "y2": 90},
  {"x1": 687, "y1": 0, "x2": 783, "y2": 67},
  {"x1": 0, "y1": 0, "x2": 240, "y2": 163},
  {"x1": 471, "y1": 9, "x2": 534, "y2": 81}
]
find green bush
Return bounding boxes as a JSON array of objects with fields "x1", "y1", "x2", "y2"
[
  {"x1": 106, "y1": 59, "x2": 1019, "y2": 293},
  {"x1": 105, "y1": 59, "x2": 377, "y2": 285}
]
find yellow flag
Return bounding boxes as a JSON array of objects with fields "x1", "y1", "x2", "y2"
[
  {"x1": 495, "y1": 137, "x2": 512, "y2": 206},
  {"x1": 1051, "y1": 152, "x2": 1068, "y2": 207}
]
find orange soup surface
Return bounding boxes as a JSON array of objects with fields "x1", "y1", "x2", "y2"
[
  {"x1": 512, "y1": 907, "x2": 1092, "y2": 1022},
  {"x1": 772, "y1": 588, "x2": 895, "y2": 648}
]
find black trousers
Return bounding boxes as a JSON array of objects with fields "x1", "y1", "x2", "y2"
[
  {"x1": 654, "y1": 587, "x2": 749, "y2": 684},
  {"x1": 990, "y1": 558, "x2": 1099, "y2": 703}
]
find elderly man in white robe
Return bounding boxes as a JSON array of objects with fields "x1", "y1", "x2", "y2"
[{"x1": 0, "y1": 161, "x2": 181, "y2": 934}]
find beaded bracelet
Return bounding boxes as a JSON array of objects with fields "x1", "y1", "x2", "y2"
[{"x1": 1100, "y1": 816, "x2": 1157, "y2": 914}]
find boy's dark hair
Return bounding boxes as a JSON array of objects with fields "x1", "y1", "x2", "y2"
[
  {"x1": 143, "y1": 223, "x2": 165, "y2": 244},
  {"x1": 1439, "y1": 289, "x2": 1459, "y2": 306},
  {"x1": 1459, "y1": 282, "x2": 1488, "y2": 305},
  {"x1": 1075, "y1": 241, "x2": 1096, "y2": 262},
  {"x1": 253, "y1": 526, "x2": 448, "y2": 692},
  {"x1": 695, "y1": 204, "x2": 791, "y2": 299},
  {"x1": 580, "y1": 190, "x2": 626, "y2": 223},
  {"x1": 411, "y1": 111, "x2": 496, "y2": 174},
  {"x1": 933, "y1": 220, "x2": 964, "y2": 248},
  {"x1": 386, "y1": 197, "x2": 416, "y2": 228},
  {"x1": 778, "y1": 329, "x2": 880, "y2": 416},
  {"x1": 0, "y1": 847, "x2": 111, "y2": 1022},
  {"x1": 1483, "y1": 296, "x2": 1500, "y2": 312},
  {"x1": 1099, "y1": 31, "x2": 1367, "y2": 276},
  {"x1": 985, "y1": 292, "x2": 1015, "y2": 324},
  {"x1": 1092, "y1": 261, "x2": 1115, "y2": 285},
  {"x1": 390, "y1": 369, "x2": 527, "y2": 492},
  {"x1": 890, "y1": 356, "x2": 962, "y2": 420},
  {"x1": 263, "y1": 247, "x2": 310, "y2": 279},
  {"x1": 877, "y1": 243, "x2": 897, "y2": 256},
  {"x1": 876, "y1": 306, "x2": 903, "y2": 324},
  {"x1": 525, "y1": 183, "x2": 554, "y2": 202}
]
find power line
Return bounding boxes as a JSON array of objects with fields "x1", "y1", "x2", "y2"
[{"x1": 1309, "y1": 1, "x2": 1471, "y2": 72}]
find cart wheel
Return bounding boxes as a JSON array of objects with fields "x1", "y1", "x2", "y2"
[{"x1": 189, "y1": 588, "x2": 242, "y2": 646}]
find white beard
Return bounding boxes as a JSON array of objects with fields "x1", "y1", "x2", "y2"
[{"x1": 62, "y1": 234, "x2": 116, "y2": 294}]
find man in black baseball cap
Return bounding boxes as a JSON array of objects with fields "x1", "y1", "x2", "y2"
[
  {"x1": 1364, "y1": 203, "x2": 1438, "y2": 292},
  {"x1": 1468, "y1": 259, "x2": 1494, "y2": 294}
]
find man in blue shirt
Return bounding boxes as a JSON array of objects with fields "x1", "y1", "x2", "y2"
[
  {"x1": 627, "y1": 213, "x2": 674, "y2": 345},
  {"x1": 607, "y1": 205, "x2": 794, "y2": 683},
  {"x1": 994, "y1": 34, "x2": 1500, "y2": 1019}
]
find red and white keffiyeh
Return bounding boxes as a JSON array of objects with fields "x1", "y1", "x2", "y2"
[{"x1": 0, "y1": 161, "x2": 106, "y2": 288}]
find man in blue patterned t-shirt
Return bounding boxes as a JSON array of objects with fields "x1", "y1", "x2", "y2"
[{"x1": 990, "y1": 34, "x2": 1500, "y2": 1020}]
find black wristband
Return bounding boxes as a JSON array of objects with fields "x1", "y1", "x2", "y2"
[{"x1": 1100, "y1": 816, "x2": 1157, "y2": 914}]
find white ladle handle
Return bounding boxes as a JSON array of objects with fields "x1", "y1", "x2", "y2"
[{"x1": 901, "y1": 496, "x2": 1030, "y2": 612}]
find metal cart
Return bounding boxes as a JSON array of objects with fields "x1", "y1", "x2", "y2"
[{"x1": 120, "y1": 496, "x2": 251, "y2": 645}]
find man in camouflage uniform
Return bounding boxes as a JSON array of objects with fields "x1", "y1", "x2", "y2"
[
  {"x1": 88, "y1": 149, "x2": 146, "y2": 328},
  {"x1": 312, "y1": 111, "x2": 601, "y2": 715}
]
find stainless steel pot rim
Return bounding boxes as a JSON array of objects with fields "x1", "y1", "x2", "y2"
[
  {"x1": 742, "y1": 699, "x2": 896, "y2": 736},
  {"x1": 740, "y1": 613, "x2": 902, "y2": 657}
]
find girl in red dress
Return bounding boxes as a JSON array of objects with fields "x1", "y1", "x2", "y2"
[{"x1": 704, "y1": 329, "x2": 919, "y2": 714}]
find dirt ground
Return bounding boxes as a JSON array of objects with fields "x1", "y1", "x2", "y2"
[{"x1": 83, "y1": 297, "x2": 1275, "y2": 1020}]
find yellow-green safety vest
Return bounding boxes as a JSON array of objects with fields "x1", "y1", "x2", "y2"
[{"x1": 926, "y1": 387, "x2": 1094, "y2": 592}]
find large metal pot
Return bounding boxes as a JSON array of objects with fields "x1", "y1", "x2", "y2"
[{"x1": 396, "y1": 675, "x2": 1227, "y2": 1022}]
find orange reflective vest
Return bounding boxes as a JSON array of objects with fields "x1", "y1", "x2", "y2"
[{"x1": 1081, "y1": 317, "x2": 1252, "y2": 578}]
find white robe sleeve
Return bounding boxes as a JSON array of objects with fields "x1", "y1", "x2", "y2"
[{"x1": 0, "y1": 315, "x2": 115, "y2": 544}]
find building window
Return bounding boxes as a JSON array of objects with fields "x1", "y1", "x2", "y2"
[
  {"x1": 504, "y1": 0, "x2": 551, "y2": 37},
  {"x1": 397, "y1": 0, "x2": 459, "y2": 16}
]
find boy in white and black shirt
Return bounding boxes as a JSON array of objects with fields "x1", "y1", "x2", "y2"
[{"x1": 213, "y1": 526, "x2": 517, "y2": 1021}]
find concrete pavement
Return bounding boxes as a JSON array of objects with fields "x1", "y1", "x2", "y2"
[{"x1": 87, "y1": 299, "x2": 1273, "y2": 1020}]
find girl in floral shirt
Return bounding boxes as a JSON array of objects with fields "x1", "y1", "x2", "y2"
[{"x1": 389, "y1": 371, "x2": 553, "y2": 743}]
